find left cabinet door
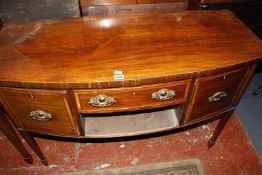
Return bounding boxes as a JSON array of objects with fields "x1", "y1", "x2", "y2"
[{"x1": 0, "y1": 88, "x2": 79, "y2": 136}]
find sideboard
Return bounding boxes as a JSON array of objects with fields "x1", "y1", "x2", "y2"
[{"x1": 0, "y1": 10, "x2": 262, "y2": 165}]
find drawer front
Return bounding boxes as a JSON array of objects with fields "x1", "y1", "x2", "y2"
[
  {"x1": 187, "y1": 68, "x2": 247, "y2": 122},
  {"x1": 74, "y1": 80, "x2": 191, "y2": 113},
  {"x1": 0, "y1": 88, "x2": 78, "y2": 136}
]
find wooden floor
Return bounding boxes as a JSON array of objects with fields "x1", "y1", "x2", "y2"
[{"x1": 1, "y1": 113, "x2": 262, "y2": 175}]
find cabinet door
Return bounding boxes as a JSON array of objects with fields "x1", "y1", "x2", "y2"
[
  {"x1": 186, "y1": 68, "x2": 247, "y2": 122},
  {"x1": 0, "y1": 88, "x2": 79, "y2": 136}
]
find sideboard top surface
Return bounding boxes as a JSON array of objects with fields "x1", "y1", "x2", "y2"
[{"x1": 0, "y1": 10, "x2": 262, "y2": 89}]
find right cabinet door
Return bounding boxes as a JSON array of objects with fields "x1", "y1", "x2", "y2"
[{"x1": 187, "y1": 68, "x2": 247, "y2": 122}]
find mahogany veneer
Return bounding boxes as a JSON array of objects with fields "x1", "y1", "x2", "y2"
[{"x1": 0, "y1": 10, "x2": 262, "y2": 165}]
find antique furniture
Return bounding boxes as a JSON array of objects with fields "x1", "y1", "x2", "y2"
[{"x1": 0, "y1": 10, "x2": 262, "y2": 165}]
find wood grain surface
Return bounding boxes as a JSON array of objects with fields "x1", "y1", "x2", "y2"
[{"x1": 0, "y1": 10, "x2": 262, "y2": 89}]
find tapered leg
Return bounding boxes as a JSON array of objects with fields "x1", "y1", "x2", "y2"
[
  {"x1": 19, "y1": 131, "x2": 48, "y2": 166},
  {"x1": 0, "y1": 109, "x2": 33, "y2": 164},
  {"x1": 208, "y1": 112, "x2": 233, "y2": 147}
]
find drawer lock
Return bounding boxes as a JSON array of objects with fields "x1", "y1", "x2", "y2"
[
  {"x1": 151, "y1": 89, "x2": 176, "y2": 101},
  {"x1": 208, "y1": 91, "x2": 227, "y2": 102},
  {"x1": 30, "y1": 110, "x2": 53, "y2": 121}
]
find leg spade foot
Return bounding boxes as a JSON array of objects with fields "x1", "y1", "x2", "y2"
[
  {"x1": 208, "y1": 139, "x2": 216, "y2": 148},
  {"x1": 20, "y1": 131, "x2": 48, "y2": 166},
  {"x1": 24, "y1": 154, "x2": 33, "y2": 164},
  {"x1": 0, "y1": 108, "x2": 33, "y2": 164}
]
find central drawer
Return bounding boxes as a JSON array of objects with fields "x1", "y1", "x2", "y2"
[{"x1": 74, "y1": 80, "x2": 191, "y2": 113}]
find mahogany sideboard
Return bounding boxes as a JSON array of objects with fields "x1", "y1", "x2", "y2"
[{"x1": 0, "y1": 10, "x2": 262, "y2": 165}]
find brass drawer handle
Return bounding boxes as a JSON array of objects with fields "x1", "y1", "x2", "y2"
[
  {"x1": 30, "y1": 110, "x2": 53, "y2": 121},
  {"x1": 89, "y1": 95, "x2": 116, "y2": 107},
  {"x1": 208, "y1": 91, "x2": 227, "y2": 102},
  {"x1": 151, "y1": 89, "x2": 176, "y2": 101}
]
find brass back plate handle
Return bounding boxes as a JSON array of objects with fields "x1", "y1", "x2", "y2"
[
  {"x1": 151, "y1": 89, "x2": 176, "y2": 101},
  {"x1": 208, "y1": 91, "x2": 227, "y2": 102},
  {"x1": 30, "y1": 110, "x2": 53, "y2": 121},
  {"x1": 89, "y1": 95, "x2": 116, "y2": 107}
]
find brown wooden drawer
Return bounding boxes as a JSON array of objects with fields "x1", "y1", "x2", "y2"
[
  {"x1": 187, "y1": 68, "x2": 247, "y2": 122},
  {"x1": 74, "y1": 80, "x2": 191, "y2": 113},
  {"x1": 0, "y1": 88, "x2": 78, "y2": 136}
]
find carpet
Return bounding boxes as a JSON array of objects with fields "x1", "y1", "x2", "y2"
[{"x1": 60, "y1": 159, "x2": 204, "y2": 175}]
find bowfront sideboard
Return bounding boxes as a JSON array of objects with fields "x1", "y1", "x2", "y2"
[{"x1": 0, "y1": 10, "x2": 262, "y2": 165}]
